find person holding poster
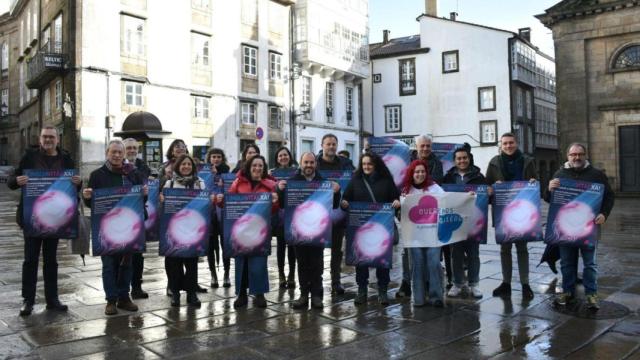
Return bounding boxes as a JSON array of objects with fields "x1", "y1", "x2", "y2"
[
  {"x1": 341, "y1": 153, "x2": 400, "y2": 305},
  {"x1": 546, "y1": 143, "x2": 614, "y2": 310},
  {"x1": 82, "y1": 139, "x2": 148, "y2": 316},
  {"x1": 205, "y1": 147, "x2": 231, "y2": 289},
  {"x1": 160, "y1": 154, "x2": 210, "y2": 307},
  {"x1": 486, "y1": 133, "x2": 537, "y2": 300},
  {"x1": 316, "y1": 134, "x2": 355, "y2": 296},
  {"x1": 269, "y1": 146, "x2": 298, "y2": 289},
  {"x1": 277, "y1": 152, "x2": 341, "y2": 309},
  {"x1": 158, "y1": 139, "x2": 188, "y2": 186},
  {"x1": 400, "y1": 160, "x2": 446, "y2": 307},
  {"x1": 9, "y1": 125, "x2": 81, "y2": 316},
  {"x1": 443, "y1": 147, "x2": 488, "y2": 299},
  {"x1": 232, "y1": 143, "x2": 260, "y2": 174},
  {"x1": 217, "y1": 155, "x2": 278, "y2": 309}
]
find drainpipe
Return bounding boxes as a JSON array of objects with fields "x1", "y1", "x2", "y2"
[{"x1": 289, "y1": 5, "x2": 297, "y2": 156}]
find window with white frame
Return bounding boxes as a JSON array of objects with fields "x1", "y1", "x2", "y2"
[
  {"x1": 478, "y1": 86, "x2": 496, "y2": 111},
  {"x1": 243, "y1": 45, "x2": 257, "y2": 77},
  {"x1": 269, "y1": 106, "x2": 282, "y2": 129},
  {"x1": 302, "y1": 76, "x2": 311, "y2": 106},
  {"x1": 385, "y1": 105, "x2": 401, "y2": 132},
  {"x1": 269, "y1": 51, "x2": 282, "y2": 80},
  {"x1": 399, "y1": 58, "x2": 416, "y2": 96},
  {"x1": 122, "y1": 15, "x2": 144, "y2": 57},
  {"x1": 325, "y1": 82, "x2": 334, "y2": 122},
  {"x1": 53, "y1": 13, "x2": 62, "y2": 52},
  {"x1": 55, "y1": 80, "x2": 62, "y2": 110},
  {"x1": 1, "y1": 43, "x2": 7, "y2": 71},
  {"x1": 301, "y1": 139, "x2": 314, "y2": 154},
  {"x1": 1, "y1": 89, "x2": 8, "y2": 115},
  {"x1": 345, "y1": 86, "x2": 353, "y2": 125},
  {"x1": 193, "y1": 96, "x2": 210, "y2": 121},
  {"x1": 124, "y1": 81, "x2": 143, "y2": 106},
  {"x1": 43, "y1": 88, "x2": 51, "y2": 117},
  {"x1": 191, "y1": 33, "x2": 210, "y2": 67},
  {"x1": 192, "y1": 0, "x2": 210, "y2": 11},
  {"x1": 442, "y1": 50, "x2": 459, "y2": 73},
  {"x1": 241, "y1": 102, "x2": 256, "y2": 124}
]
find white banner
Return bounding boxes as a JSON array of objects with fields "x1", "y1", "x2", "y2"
[{"x1": 400, "y1": 192, "x2": 476, "y2": 248}]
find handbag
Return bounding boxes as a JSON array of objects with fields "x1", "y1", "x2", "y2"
[
  {"x1": 362, "y1": 178, "x2": 399, "y2": 245},
  {"x1": 69, "y1": 200, "x2": 91, "y2": 260}
]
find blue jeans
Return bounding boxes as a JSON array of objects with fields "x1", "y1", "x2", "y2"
[
  {"x1": 410, "y1": 247, "x2": 443, "y2": 305},
  {"x1": 559, "y1": 245, "x2": 597, "y2": 295},
  {"x1": 101, "y1": 254, "x2": 133, "y2": 302},
  {"x1": 452, "y1": 240, "x2": 480, "y2": 287},
  {"x1": 355, "y1": 266, "x2": 390, "y2": 288}
]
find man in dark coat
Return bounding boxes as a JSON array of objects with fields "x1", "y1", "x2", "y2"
[{"x1": 8, "y1": 126, "x2": 82, "y2": 316}]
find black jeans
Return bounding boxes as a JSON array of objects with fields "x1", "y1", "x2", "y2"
[
  {"x1": 330, "y1": 226, "x2": 345, "y2": 284},
  {"x1": 442, "y1": 245, "x2": 453, "y2": 285},
  {"x1": 276, "y1": 227, "x2": 296, "y2": 276},
  {"x1": 132, "y1": 253, "x2": 144, "y2": 289},
  {"x1": 296, "y1": 245, "x2": 324, "y2": 298},
  {"x1": 207, "y1": 225, "x2": 230, "y2": 273},
  {"x1": 166, "y1": 257, "x2": 198, "y2": 293},
  {"x1": 355, "y1": 266, "x2": 390, "y2": 288},
  {"x1": 22, "y1": 236, "x2": 59, "y2": 303}
]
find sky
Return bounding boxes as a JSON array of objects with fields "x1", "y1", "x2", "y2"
[{"x1": 369, "y1": 0, "x2": 559, "y2": 56}]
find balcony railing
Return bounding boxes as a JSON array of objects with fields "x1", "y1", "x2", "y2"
[{"x1": 26, "y1": 41, "x2": 68, "y2": 89}]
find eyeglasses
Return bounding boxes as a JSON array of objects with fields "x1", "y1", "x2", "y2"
[
  {"x1": 175, "y1": 144, "x2": 187, "y2": 149},
  {"x1": 569, "y1": 153, "x2": 586, "y2": 158}
]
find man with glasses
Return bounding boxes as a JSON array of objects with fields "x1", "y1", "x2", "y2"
[{"x1": 546, "y1": 143, "x2": 614, "y2": 310}]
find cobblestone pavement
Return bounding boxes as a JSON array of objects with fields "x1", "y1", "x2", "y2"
[{"x1": 0, "y1": 187, "x2": 638, "y2": 359}]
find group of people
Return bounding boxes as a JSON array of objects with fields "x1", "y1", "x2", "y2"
[{"x1": 9, "y1": 126, "x2": 614, "y2": 317}]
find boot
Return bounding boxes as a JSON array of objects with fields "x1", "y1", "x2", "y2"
[
  {"x1": 171, "y1": 292, "x2": 180, "y2": 307},
  {"x1": 354, "y1": 286, "x2": 368, "y2": 305},
  {"x1": 223, "y1": 270, "x2": 231, "y2": 288},
  {"x1": 131, "y1": 287, "x2": 149, "y2": 299},
  {"x1": 292, "y1": 292, "x2": 309, "y2": 310},
  {"x1": 116, "y1": 297, "x2": 139, "y2": 312},
  {"x1": 279, "y1": 272, "x2": 287, "y2": 289},
  {"x1": 254, "y1": 294, "x2": 267, "y2": 308},
  {"x1": 187, "y1": 292, "x2": 201, "y2": 307},
  {"x1": 46, "y1": 299, "x2": 68, "y2": 312},
  {"x1": 234, "y1": 292, "x2": 248, "y2": 308},
  {"x1": 210, "y1": 270, "x2": 219, "y2": 288},
  {"x1": 378, "y1": 287, "x2": 389, "y2": 305}
]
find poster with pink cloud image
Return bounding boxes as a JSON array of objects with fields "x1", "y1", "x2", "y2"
[
  {"x1": 493, "y1": 181, "x2": 543, "y2": 244},
  {"x1": 160, "y1": 188, "x2": 210, "y2": 257},
  {"x1": 367, "y1": 136, "x2": 411, "y2": 190},
  {"x1": 223, "y1": 192, "x2": 272, "y2": 257},
  {"x1": 441, "y1": 184, "x2": 489, "y2": 244},
  {"x1": 284, "y1": 180, "x2": 333, "y2": 247},
  {"x1": 345, "y1": 202, "x2": 395, "y2": 269}
]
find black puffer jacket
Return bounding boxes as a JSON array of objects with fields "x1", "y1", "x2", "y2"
[
  {"x1": 443, "y1": 165, "x2": 487, "y2": 185},
  {"x1": 342, "y1": 172, "x2": 400, "y2": 204},
  {"x1": 83, "y1": 164, "x2": 146, "y2": 209}
]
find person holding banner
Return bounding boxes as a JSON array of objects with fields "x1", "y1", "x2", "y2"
[
  {"x1": 546, "y1": 143, "x2": 614, "y2": 310},
  {"x1": 232, "y1": 143, "x2": 260, "y2": 174},
  {"x1": 443, "y1": 147, "x2": 488, "y2": 299},
  {"x1": 485, "y1": 133, "x2": 537, "y2": 300},
  {"x1": 82, "y1": 139, "x2": 148, "y2": 316},
  {"x1": 270, "y1": 146, "x2": 298, "y2": 289},
  {"x1": 217, "y1": 155, "x2": 278, "y2": 309},
  {"x1": 341, "y1": 153, "x2": 400, "y2": 305},
  {"x1": 159, "y1": 139, "x2": 188, "y2": 185},
  {"x1": 9, "y1": 125, "x2": 81, "y2": 316},
  {"x1": 316, "y1": 134, "x2": 355, "y2": 295},
  {"x1": 400, "y1": 160, "x2": 446, "y2": 307},
  {"x1": 205, "y1": 147, "x2": 231, "y2": 288}
]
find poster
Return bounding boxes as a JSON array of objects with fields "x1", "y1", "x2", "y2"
[
  {"x1": 91, "y1": 186, "x2": 145, "y2": 255},
  {"x1": 271, "y1": 168, "x2": 297, "y2": 181},
  {"x1": 197, "y1": 164, "x2": 216, "y2": 191},
  {"x1": 284, "y1": 180, "x2": 333, "y2": 247},
  {"x1": 432, "y1": 143, "x2": 464, "y2": 173},
  {"x1": 345, "y1": 202, "x2": 395, "y2": 269},
  {"x1": 545, "y1": 179, "x2": 604, "y2": 247},
  {"x1": 493, "y1": 181, "x2": 543, "y2": 244},
  {"x1": 319, "y1": 170, "x2": 352, "y2": 224},
  {"x1": 223, "y1": 193, "x2": 272, "y2": 257},
  {"x1": 160, "y1": 188, "x2": 210, "y2": 257},
  {"x1": 367, "y1": 136, "x2": 411, "y2": 189},
  {"x1": 23, "y1": 169, "x2": 78, "y2": 238},
  {"x1": 145, "y1": 179, "x2": 160, "y2": 242},
  {"x1": 400, "y1": 192, "x2": 476, "y2": 247},
  {"x1": 221, "y1": 173, "x2": 237, "y2": 193},
  {"x1": 442, "y1": 184, "x2": 489, "y2": 244}
]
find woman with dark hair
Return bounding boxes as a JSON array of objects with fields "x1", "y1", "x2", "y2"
[
  {"x1": 205, "y1": 148, "x2": 232, "y2": 288},
  {"x1": 159, "y1": 139, "x2": 189, "y2": 185},
  {"x1": 269, "y1": 146, "x2": 298, "y2": 289},
  {"x1": 341, "y1": 153, "x2": 400, "y2": 305},
  {"x1": 400, "y1": 160, "x2": 446, "y2": 307},
  {"x1": 232, "y1": 143, "x2": 260, "y2": 174},
  {"x1": 160, "y1": 154, "x2": 207, "y2": 307},
  {"x1": 216, "y1": 155, "x2": 279, "y2": 308}
]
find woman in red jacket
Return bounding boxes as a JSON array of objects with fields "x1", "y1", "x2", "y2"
[{"x1": 217, "y1": 155, "x2": 279, "y2": 308}]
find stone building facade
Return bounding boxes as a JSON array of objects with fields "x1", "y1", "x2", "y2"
[{"x1": 538, "y1": 0, "x2": 640, "y2": 192}]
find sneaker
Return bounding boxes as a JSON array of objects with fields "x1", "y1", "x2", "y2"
[
  {"x1": 292, "y1": 294, "x2": 309, "y2": 310},
  {"x1": 469, "y1": 285, "x2": 483, "y2": 299},
  {"x1": 354, "y1": 286, "x2": 368, "y2": 305},
  {"x1": 311, "y1": 296, "x2": 323, "y2": 309},
  {"x1": 554, "y1": 292, "x2": 573, "y2": 306},
  {"x1": 492, "y1": 282, "x2": 512, "y2": 297},
  {"x1": 586, "y1": 294, "x2": 600, "y2": 311},
  {"x1": 233, "y1": 294, "x2": 248, "y2": 308},
  {"x1": 116, "y1": 297, "x2": 139, "y2": 312},
  {"x1": 131, "y1": 287, "x2": 149, "y2": 299},
  {"x1": 46, "y1": 299, "x2": 69, "y2": 312},
  {"x1": 447, "y1": 285, "x2": 463, "y2": 298},
  {"x1": 19, "y1": 300, "x2": 34, "y2": 316},
  {"x1": 396, "y1": 280, "x2": 412, "y2": 298},
  {"x1": 254, "y1": 294, "x2": 267, "y2": 308},
  {"x1": 105, "y1": 301, "x2": 118, "y2": 315},
  {"x1": 522, "y1": 284, "x2": 534, "y2": 300}
]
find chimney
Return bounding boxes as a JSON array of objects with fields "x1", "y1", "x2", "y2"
[
  {"x1": 383, "y1": 29, "x2": 390, "y2": 44},
  {"x1": 449, "y1": 12, "x2": 457, "y2": 21},
  {"x1": 518, "y1": 27, "x2": 531, "y2": 42},
  {"x1": 425, "y1": 0, "x2": 437, "y2": 17}
]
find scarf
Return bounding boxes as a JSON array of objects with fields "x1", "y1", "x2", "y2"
[
  {"x1": 173, "y1": 173, "x2": 196, "y2": 188},
  {"x1": 104, "y1": 160, "x2": 128, "y2": 175}
]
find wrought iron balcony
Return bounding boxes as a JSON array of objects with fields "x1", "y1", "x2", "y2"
[{"x1": 26, "y1": 41, "x2": 68, "y2": 89}]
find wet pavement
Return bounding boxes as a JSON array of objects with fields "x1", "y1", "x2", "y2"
[{"x1": 0, "y1": 187, "x2": 638, "y2": 359}]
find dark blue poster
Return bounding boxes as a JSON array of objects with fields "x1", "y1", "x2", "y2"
[
  {"x1": 368, "y1": 136, "x2": 411, "y2": 190},
  {"x1": 23, "y1": 169, "x2": 78, "y2": 238},
  {"x1": 442, "y1": 184, "x2": 489, "y2": 244},
  {"x1": 160, "y1": 188, "x2": 210, "y2": 257},
  {"x1": 271, "y1": 168, "x2": 297, "y2": 181},
  {"x1": 197, "y1": 164, "x2": 215, "y2": 191},
  {"x1": 345, "y1": 202, "x2": 395, "y2": 269},
  {"x1": 221, "y1": 173, "x2": 237, "y2": 193},
  {"x1": 432, "y1": 143, "x2": 464, "y2": 173},
  {"x1": 319, "y1": 170, "x2": 352, "y2": 224},
  {"x1": 145, "y1": 179, "x2": 160, "y2": 242},
  {"x1": 284, "y1": 180, "x2": 333, "y2": 247},
  {"x1": 91, "y1": 186, "x2": 145, "y2": 255},
  {"x1": 545, "y1": 179, "x2": 604, "y2": 248},
  {"x1": 493, "y1": 181, "x2": 542, "y2": 244},
  {"x1": 223, "y1": 193, "x2": 272, "y2": 257}
]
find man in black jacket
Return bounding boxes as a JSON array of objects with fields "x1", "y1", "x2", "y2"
[
  {"x1": 546, "y1": 143, "x2": 614, "y2": 310},
  {"x1": 8, "y1": 126, "x2": 81, "y2": 316},
  {"x1": 278, "y1": 152, "x2": 341, "y2": 309},
  {"x1": 315, "y1": 134, "x2": 354, "y2": 295}
]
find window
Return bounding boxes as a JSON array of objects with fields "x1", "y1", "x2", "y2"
[
  {"x1": 43, "y1": 88, "x2": 51, "y2": 117},
  {"x1": 1, "y1": 89, "x2": 8, "y2": 116},
  {"x1": 41, "y1": 25, "x2": 50, "y2": 50},
  {"x1": 399, "y1": 58, "x2": 416, "y2": 96},
  {"x1": 613, "y1": 45, "x2": 640, "y2": 69},
  {"x1": 192, "y1": 0, "x2": 210, "y2": 10},
  {"x1": 1, "y1": 43, "x2": 7, "y2": 72},
  {"x1": 345, "y1": 86, "x2": 353, "y2": 126},
  {"x1": 241, "y1": 0, "x2": 258, "y2": 25},
  {"x1": 191, "y1": 33, "x2": 210, "y2": 66},
  {"x1": 240, "y1": 102, "x2": 256, "y2": 124},
  {"x1": 325, "y1": 82, "x2": 334, "y2": 122},
  {"x1": 55, "y1": 80, "x2": 62, "y2": 110},
  {"x1": 516, "y1": 87, "x2": 523, "y2": 117},
  {"x1": 243, "y1": 45, "x2": 257, "y2": 76},
  {"x1": 345, "y1": 143, "x2": 355, "y2": 161},
  {"x1": 123, "y1": 15, "x2": 144, "y2": 57},
  {"x1": 525, "y1": 90, "x2": 532, "y2": 119},
  {"x1": 193, "y1": 96, "x2": 210, "y2": 120},
  {"x1": 53, "y1": 13, "x2": 62, "y2": 52},
  {"x1": 301, "y1": 139, "x2": 315, "y2": 154},
  {"x1": 302, "y1": 76, "x2": 311, "y2": 106},
  {"x1": 124, "y1": 81, "x2": 143, "y2": 106},
  {"x1": 269, "y1": 106, "x2": 282, "y2": 129},
  {"x1": 442, "y1": 50, "x2": 459, "y2": 73},
  {"x1": 269, "y1": 51, "x2": 282, "y2": 80},
  {"x1": 385, "y1": 105, "x2": 401, "y2": 132},
  {"x1": 478, "y1": 86, "x2": 496, "y2": 111}
]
